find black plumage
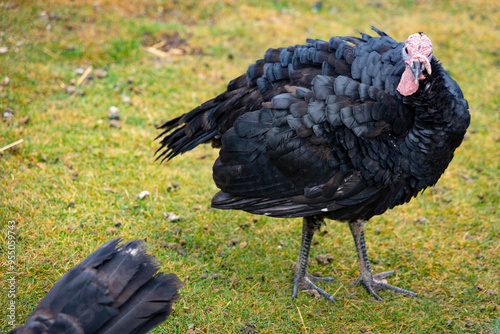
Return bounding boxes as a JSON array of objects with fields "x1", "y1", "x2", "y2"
[
  {"x1": 10, "y1": 239, "x2": 182, "y2": 334},
  {"x1": 156, "y1": 27, "x2": 470, "y2": 302}
]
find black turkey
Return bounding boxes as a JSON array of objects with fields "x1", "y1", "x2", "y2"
[
  {"x1": 156, "y1": 27, "x2": 470, "y2": 302},
  {"x1": 10, "y1": 239, "x2": 182, "y2": 333}
]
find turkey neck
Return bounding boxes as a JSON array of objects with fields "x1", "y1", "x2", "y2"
[{"x1": 399, "y1": 58, "x2": 470, "y2": 190}]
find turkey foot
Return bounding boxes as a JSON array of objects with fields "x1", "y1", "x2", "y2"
[
  {"x1": 349, "y1": 220, "x2": 418, "y2": 301},
  {"x1": 292, "y1": 270, "x2": 336, "y2": 303},
  {"x1": 349, "y1": 270, "x2": 417, "y2": 301}
]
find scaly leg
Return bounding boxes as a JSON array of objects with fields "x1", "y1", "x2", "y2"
[
  {"x1": 349, "y1": 219, "x2": 418, "y2": 301},
  {"x1": 291, "y1": 216, "x2": 336, "y2": 304}
]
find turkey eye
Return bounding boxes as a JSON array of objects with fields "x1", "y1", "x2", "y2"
[{"x1": 404, "y1": 47, "x2": 408, "y2": 54}]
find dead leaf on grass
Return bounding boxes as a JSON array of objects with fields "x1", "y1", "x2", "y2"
[
  {"x1": 164, "y1": 212, "x2": 182, "y2": 222},
  {"x1": 315, "y1": 254, "x2": 334, "y2": 265},
  {"x1": 485, "y1": 289, "x2": 496, "y2": 296}
]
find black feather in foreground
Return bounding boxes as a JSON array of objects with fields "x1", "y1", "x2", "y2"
[
  {"x1": 156, "y1": 27, "x2": 470, "y2": 302},
  {"x1": 9, "y1": 239, "x2": 182, "y2": 334}
]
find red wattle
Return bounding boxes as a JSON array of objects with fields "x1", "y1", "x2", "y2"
[{"x1": 397, "y1": 66, "x2": 419, "y2": 96}]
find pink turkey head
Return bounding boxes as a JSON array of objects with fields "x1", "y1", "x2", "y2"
[{"x1": 397, "y1": 33, "x2": 433, "y2": 96}]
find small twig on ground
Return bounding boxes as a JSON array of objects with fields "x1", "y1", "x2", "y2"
[
  {"x1": 296, "y1": 305, "x2": 308, "y2": 334},
  {"x1": 0, "y1": 139, "x2": 24, "y2": 153},
  {"x1": 43, "y1": 48, "x2": 58, "y2": 58},
  {"x1": 144, "y1": 47, "x2": 170, "y2": 58},
  {"x1": 150, "y1": 40, "x2": 167, "y2": 49},
  {"x1": 76, "y1": 66, "x2": 93, "y2": 87}
]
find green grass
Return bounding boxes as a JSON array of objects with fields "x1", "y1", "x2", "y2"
[{"x1": 1, "y1": 0, "x2": 499, "y2": 333}]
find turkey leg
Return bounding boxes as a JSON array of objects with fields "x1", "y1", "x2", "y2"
[{"x1": 291, "y1": 215, "x2": 336, "y2": 304}]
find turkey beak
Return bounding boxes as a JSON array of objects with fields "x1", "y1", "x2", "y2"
[{"x1": 410, "y1": 61, "x2": 423, "y2": 85}]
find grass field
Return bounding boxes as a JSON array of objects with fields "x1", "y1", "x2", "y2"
[{"x1": 1, "y1": 0, "x2": 499, "y2": 333}]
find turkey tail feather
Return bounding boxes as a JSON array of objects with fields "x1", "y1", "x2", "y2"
[{"x1": 9, "y1": 239, "x2": 182, "y2": 334}]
